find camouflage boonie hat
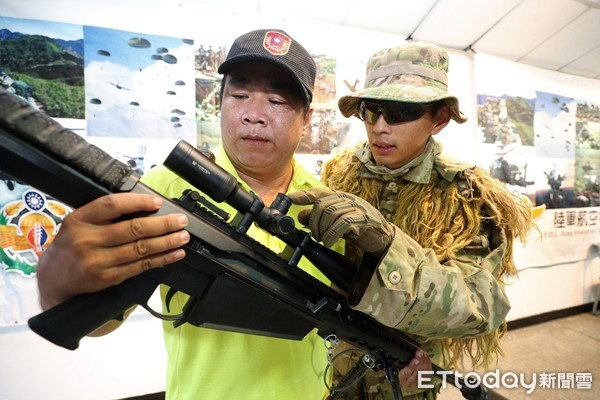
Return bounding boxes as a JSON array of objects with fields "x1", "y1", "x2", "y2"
[{"x1": 338, "y1": 41, "x2": 467, "y2": 124}]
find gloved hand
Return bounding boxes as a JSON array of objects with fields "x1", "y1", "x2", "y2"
[{"x1": 287, "y1": 188, "x2": 394, "y2": 253}]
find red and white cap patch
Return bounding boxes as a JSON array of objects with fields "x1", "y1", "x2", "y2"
[{"x1": 263, "y1": 31, "x2": 292, "y2": 56}]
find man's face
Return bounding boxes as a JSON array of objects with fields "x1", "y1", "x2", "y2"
[
  {"x1": 219, "y1": 61, "x2": 311, "y2": 176},
  {"x1": 362, "y1": 102, "x2": 449, "y2": 169}
]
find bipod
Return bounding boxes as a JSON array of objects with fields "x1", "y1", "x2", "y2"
[{"x1": 326, "y1": 353, "x2": 403, "y2": 400}]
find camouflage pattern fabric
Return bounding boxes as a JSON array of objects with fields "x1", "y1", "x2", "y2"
[
  {"x1": 322, "y1": 139, "x2": 525, "y2": 399},
  {"x1": 337, "y1": 42, "x2": 467, "y2": 124},
  {"x1": 330, "y1": 341, "x2": 440, "y2": 400},
  {"x1": 287, "y1": 188, "x2": 394, "y2": 253},
  {"x1": 346, "y1": 141, "x2": 511, "y2": 336}
]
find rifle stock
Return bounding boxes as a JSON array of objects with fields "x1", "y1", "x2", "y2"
[{"x1": 0, "y1": 89, "x2": 486, "y2": 400}]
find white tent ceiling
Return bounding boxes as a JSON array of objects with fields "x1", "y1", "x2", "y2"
[{"x1": 239, "y1": 0, "x2": 600, "y2": 80}]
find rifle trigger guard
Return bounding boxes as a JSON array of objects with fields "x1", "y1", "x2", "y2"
[
  {"x1": 140, "y1": 301, "x2": 184, "y2": 322},
  {"x1": 139, "y1": 287, "x2": 186, "y2": 323},
  {"x1": 165, "y1": 287, "x2": 177, "y2": 312}
]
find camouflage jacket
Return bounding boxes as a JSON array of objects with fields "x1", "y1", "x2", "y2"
[{"x1": 322, "y1": 138, "x2": 521, "y2": 374}]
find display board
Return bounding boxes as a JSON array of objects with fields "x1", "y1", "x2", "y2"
[{"x1": 1, "y1": 12, "x2": 599, "y2": 328}]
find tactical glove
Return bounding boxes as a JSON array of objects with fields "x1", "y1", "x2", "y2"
[{"x1": 288, "y1": 188, "x2": 394, "y2": 254}]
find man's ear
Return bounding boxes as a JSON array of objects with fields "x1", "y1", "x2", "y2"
[{"x1": 431, "y1": 104, "x2": 452, "y2": 135}]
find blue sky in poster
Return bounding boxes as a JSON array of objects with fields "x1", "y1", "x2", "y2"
[
  {"x1": 0, "y1": 15, "x2": 82, "y2": 40},
  {"x1": 534, "y1": 91, "x2": 577, "y2": 159},
  {"x1": 83, "y1": 25, "x2": 196, "y2": 140},
  {"x1": 535, "y1": 91, "x2": 574, "y2": 119},
  {"x1": 83, "y1": 26, "x2": 190, "y2": 70}
]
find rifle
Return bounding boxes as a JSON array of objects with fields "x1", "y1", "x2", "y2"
[{"x1": 0, "y1": 89, "x2": 487, "y2": 400}]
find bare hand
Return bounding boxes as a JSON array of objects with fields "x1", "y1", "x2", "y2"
[
  {"x1": 398, "y1": 350, "x2": 432, "y2": 387},
  {"x1": 36, "y1": 193, "x2": 190, "y2": 310}
]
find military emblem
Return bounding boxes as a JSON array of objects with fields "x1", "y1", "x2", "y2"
[
  {"x1": 263, "y1": 31, "x2": 291, "y2": 56},
  {"x1": 0, "y1": 189, "x2": 71, "y2": 276}
]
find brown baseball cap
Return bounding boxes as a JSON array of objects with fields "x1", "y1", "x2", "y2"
[{"x1": 218, "y1": 29, "x2": 316, "y2": 104}]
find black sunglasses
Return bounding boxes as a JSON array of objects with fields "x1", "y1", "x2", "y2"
[{"x1": 357, "y1": 101, "x2": 430, "y2": 124}]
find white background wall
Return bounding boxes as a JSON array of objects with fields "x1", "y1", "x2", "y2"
[{"x1": 1, "y1": 0, "x2": 599, "y2": 399}]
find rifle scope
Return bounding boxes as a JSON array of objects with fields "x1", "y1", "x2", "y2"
[{"x1": 164, "y1": 140, "x2": 359, "y2": 292}]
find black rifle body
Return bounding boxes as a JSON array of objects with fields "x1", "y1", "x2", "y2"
[{"x1": 0, "y1": 89, "x2": 485, "y2": 400}]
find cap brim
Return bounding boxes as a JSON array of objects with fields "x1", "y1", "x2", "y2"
[
  {"x1": 218, "y1": 55, "x2": 312, "y2": 104},
  {"x1": 339, "y1": 84, "x2": 467, "y2": 124}
]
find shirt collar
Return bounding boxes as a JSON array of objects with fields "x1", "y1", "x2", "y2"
[
  {"x1": 214, "y1": 144, "x2": 317, "y2": 193},
  {"x1": 355, "y1": 137, "x2": 441, "y2": 183}
]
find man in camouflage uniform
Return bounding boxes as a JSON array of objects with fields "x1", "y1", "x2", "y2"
[{"x1": 289, "y1": 42, "x2": 533, "y2": 399}]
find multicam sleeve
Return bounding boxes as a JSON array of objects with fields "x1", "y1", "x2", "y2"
[{"x1": 347, "y1": 225, "x2": 510, "y2": 339}]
